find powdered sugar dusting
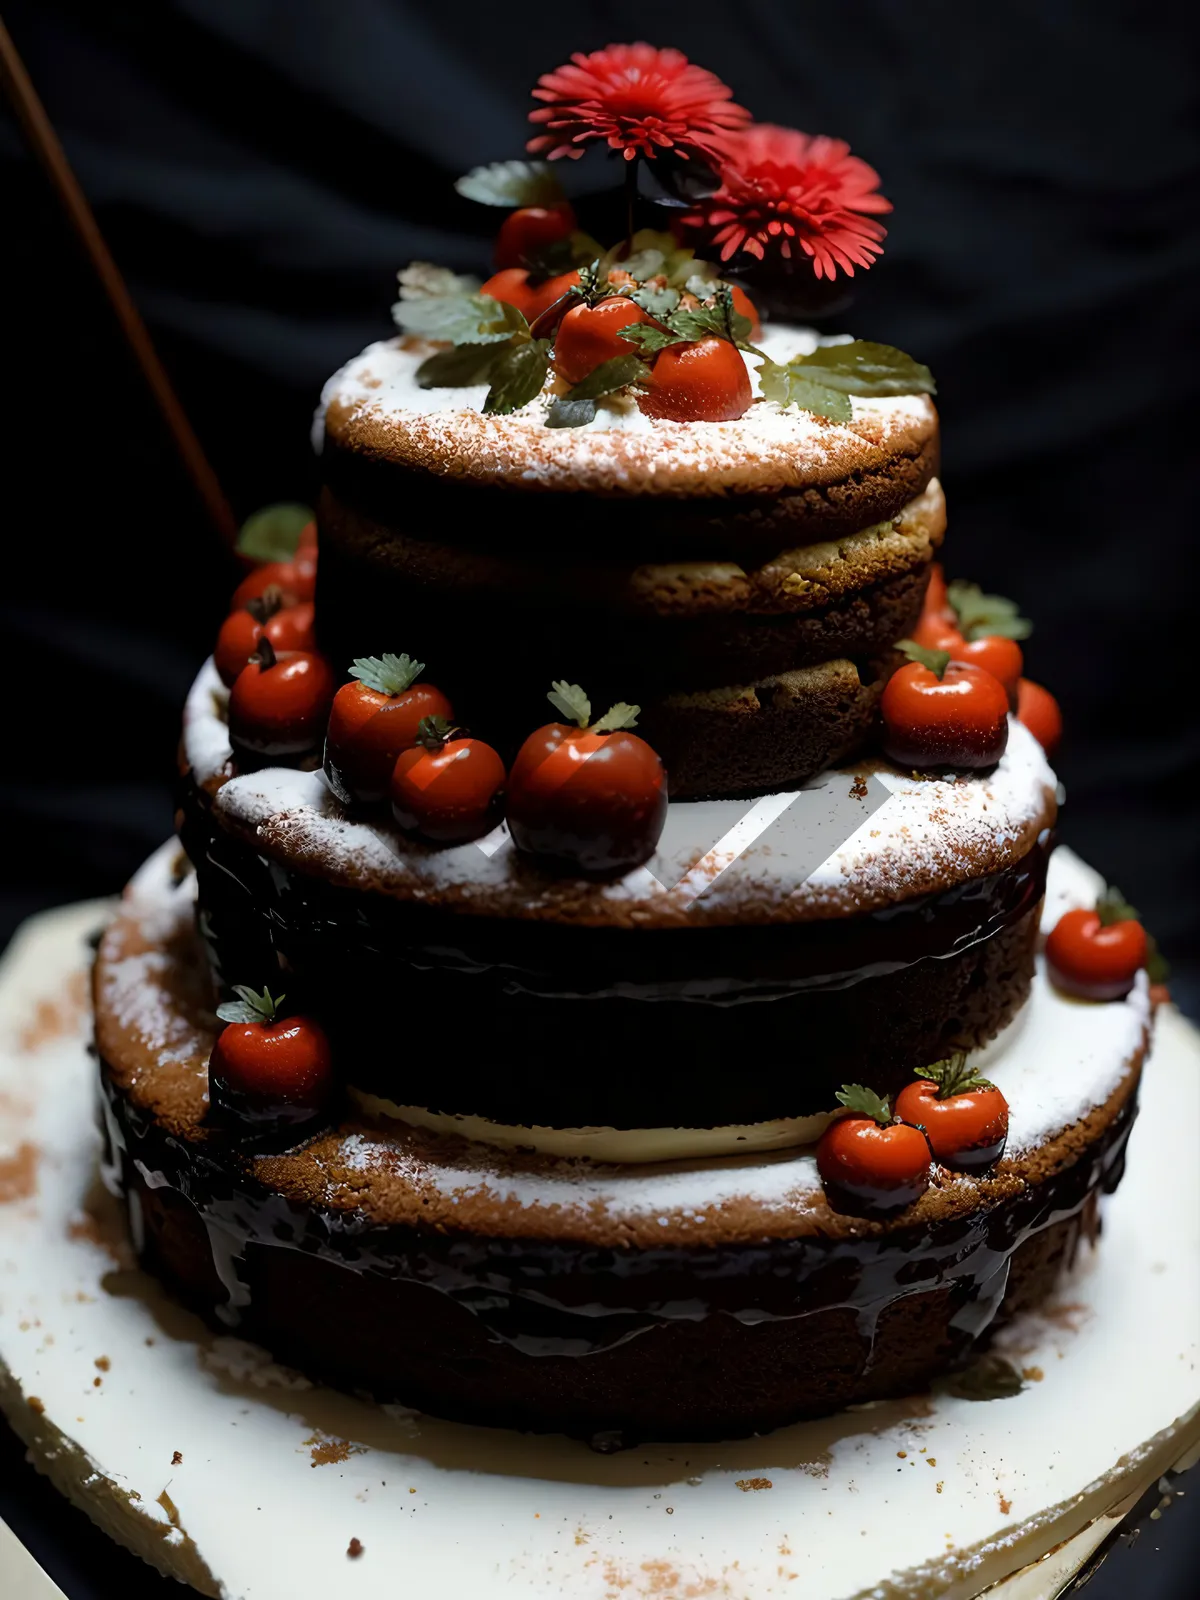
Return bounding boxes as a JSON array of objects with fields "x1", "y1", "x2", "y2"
[
  {"x1": 183, "y1": 658, "x2": 1054, "y2": 924},
  {"x1": 312, "y1": 324, "x2": 935, "y2": 493}
]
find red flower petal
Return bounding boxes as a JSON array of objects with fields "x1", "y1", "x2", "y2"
[
  {"x1": 678, "y1": 122, "x2": 891, "y2": 279},
  {"x1": 526, "y1": 41, "x2": 749, "y2": 166}
]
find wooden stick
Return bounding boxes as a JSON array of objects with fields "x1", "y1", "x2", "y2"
[{"x1": 0, "y1": 18, "x2": 240, "y2": 547}]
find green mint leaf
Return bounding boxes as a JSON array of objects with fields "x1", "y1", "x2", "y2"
[
  {"x1": 942, "y1": 1355, "x2": 1025, "y2": 1402},
  {"x1": 630, "y1": 283, "x2": 681, "y2": 317},
  {"x1": 835, "y1": 1084, "x2": 892, "y2": 1125},
  {"x1": 616, "y1": 322, "x2": 689, "y2": 356},
  {"x1": 416, "y1": 342, "x2": 502, "y2": 388},
  {"x1": 592, "y1": 701, "x2": 641, "y2": 733},
  {"x1": 216, "y1": 985, "x2": 283, "y2": 1025},
  {"x1": 1096, "y1": 886, "x2": 1140, "y2": 928},
  {"x1": 394, "y1": 290, "x2": 517, "y2": 346},
  {"x1": 396, "y1": 261, "x2": 482, "y2": 300},
  {"x1": 794, "y1": 340, "x2": 937, "y2": 398},
  {"x1": 947, "y1": 581, "x2": 1033, "y2": 643},
  {"x1": 483, "y1": 339, "x2": 551, "y2": 414},
  {"x1": 545, "y1": 398, "x2": 598, "y2": 429},
  {"x1": 547, "y1": 680, "x2": 591, "y2": 727},
  {"x1": 349, "y1": 653, "x2": 425, "y2": 696},
  {"x1": 898, "y1": 638, "x2": 951, "y2": 678},
  {"x1": 916, "y1": 1052, "x2": 996, "y2": 1099},
  {"x1": 454, "y1": 160, "x2": 563, "y2": 209},
  {"x1": 682, "y1": 265, "x2": 722, "y2": 296},
  {"x1": 415, "y1": 713, "x2": 460, "y2": 748},
  {"x1": 617, "y1": 247, "x2": 666, "y2": 280},
  {"x1": 236, "y1": 503, "x2": 313, "y2": 563},
  {"x1": 562, "y1": 354, "x2": 650, "y2": 402},
  {"x1": 757, "y1": 357, "x2": 854, "y2": 422}
]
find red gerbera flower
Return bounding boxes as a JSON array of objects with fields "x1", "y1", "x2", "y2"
[
  {"x1": 527, "y1": 42, "x2": 749, "y2": 165},
  {"x1": 679, "y1": 123, "x2": 892, "y2": 279}
]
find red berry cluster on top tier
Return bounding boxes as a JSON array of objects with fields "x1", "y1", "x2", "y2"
[
  {"x1": 816, "y1": 1056, "x2": 1011, "y2": 1215},
  {"x1": 880, "y1": 567, "x2": 1062, "y2": 771}
]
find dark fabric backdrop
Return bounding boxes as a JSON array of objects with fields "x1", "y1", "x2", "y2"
[{"x1": 1, "y1": 3, "x2": 1197, "y2": 1595}]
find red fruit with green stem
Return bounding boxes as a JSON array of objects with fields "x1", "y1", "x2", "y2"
[
  {"x1": 506, "y1": 682, "x2": 668, "y2": 875},
  {"x1": 390, "y1": 716, "x2": 507, "y2": 843},
  {"x1": 554, "y1": 297, "x2": 654, "y2": 386},
  {"x1": 228, "y1": 638, "x2": 335, "y2": 761},
  {"x1": 894, "y1": 1053, "x2": 1009, "y2": 1172},
  {"x1": 214, "y1": 591, "x2": 317, "y2": 689},
  {"x1": 636, "y1": 336, "x2": 753, "y2": 422},
  {"x1": 881, "y1": 641, "x2": 1010, "y2": 770},
  {"x1": 324, "y1": 654, "x2": 453, "y2": 806},
  {"x1": 914, "y1": 580, "x2": 1032, "y2": 707},
  {"x1": 817, "y1": 1085, "x2": 932, "y2": 1212},
  {"x1": 231, "y1": 556, "x2": 316, "y2": 612},
  {"x1": 209, "y1": 986, "x2": 333, "y2": 1130},
  {"x1": 1045, "y1": 888, "x2": 1149, "y2": 1001},
  {"x1": 494, "y1": 202, "x2": 577, "y2": 269},
  {"x1": 1016, "y1": 677, "x2": 1062, "y2": 757}
]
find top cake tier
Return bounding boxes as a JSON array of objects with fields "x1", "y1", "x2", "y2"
[{"x1": 314, "y1": 325, "x2": 942, "y2": 797}]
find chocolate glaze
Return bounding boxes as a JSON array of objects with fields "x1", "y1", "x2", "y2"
[
  {"x1": 99, "y1": 1059, "x2": 1136, "y2": 1382},
  {"x1": 179, "y1": 777, "x2": 1049, "y2": 1125}
]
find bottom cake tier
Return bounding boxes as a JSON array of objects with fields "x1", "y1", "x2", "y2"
[{"x1": 94, "y1": 843, "x2": 1151, "y2": 1444}]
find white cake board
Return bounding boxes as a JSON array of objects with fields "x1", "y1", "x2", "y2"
[{"x1": 1, "y1": 872, "x2": 1197, "y2": 1600}]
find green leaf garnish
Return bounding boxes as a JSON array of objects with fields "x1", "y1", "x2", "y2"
[
  {"x1": 1095, "y1": 886, "x2": 1140, "y2": 928},
  {"x1": 236, "y1": 504, "x2": 313, "y2": 563},
  {"x1": 947, "y1": 581, "x2": 1033, "y2": 643},
  {"x1": 483, "y1": 339, "x2": 551, "y2": 414},
  {"x1": 395, "y1": 289, "x2": 521, "y2": 347},
  {"x1": 757, "y1": 359, "x2": 853, "y2": 422},
  {"x1": 942, "y1": 1355, "x2": 1026, "y2": 1402},
  {"x1": 630, "y1": 283, "x2": 681, "y2": 317},
  {"x1": 547, "y1": 681, "x2": 591, "y2": 727},
  {"x1": 897, "y1": 639, "x2": 952, "y2": 679},
  {"x1": 592, "y1": 701, "x2": 640, "y2": 734},
  {"x1": 545, "y1": 399, "x2": 599, "y2": 429},
  {"x1": 617, "y1": 246, "x2": 666, "y2": 280},
  {"x1": 1146, "y1": 933, "x2": 1170, "y2": 984},
  {"x1": 916, "y1": 1051, "x2": 996, "y2": 1100},
  {"x1": 415, "y1": 713, "x2": 461, "y2": 748},
  {"x1": 454, "y1": 160, "x2": 564, "y2": 209},
  {"x1": 415, "y1": 342, "x2": 503, "y2": 388},
  {"x1": 544, "y1": 354, "x2": 650, "y2": 429},
  {"x1": 758, "y1": 340, "x2": 936, "y2": 421},
  {"x1": 835, "y1": 1084, "x2": 893, "y2": 1125},
  {"x1": 349, "y1": 653, "x2": 425, "y2": 696},
  {"x1": 396, "y1": 261, "x2": 482, "y2": 299},
  {"x1": 216, "y1": 985, "x2": 284, "y2": 1025},
  {"x1": 616, "y1": 321, "x2": 691, "y2": 356}
]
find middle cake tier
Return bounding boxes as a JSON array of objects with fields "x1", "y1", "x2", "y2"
[{"x1": 181, "y1": 662, "x2": 1057, "y2": 1133}]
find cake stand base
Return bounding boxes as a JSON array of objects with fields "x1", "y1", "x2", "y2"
[{"x1": 1, "y1": 873, "x2": 1197, "y2": 1600}]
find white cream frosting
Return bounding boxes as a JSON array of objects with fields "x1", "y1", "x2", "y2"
[
  {"x1": 311, "y1": 324, "x2": 935, "y2": 490},
  {"x1": 183, "y1": 657, "x2": 1056, "y2": 924}
]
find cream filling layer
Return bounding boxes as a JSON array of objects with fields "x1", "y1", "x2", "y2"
[{"x1": 346, "y1": 1009, "x2": 1032, "y2": 1165}]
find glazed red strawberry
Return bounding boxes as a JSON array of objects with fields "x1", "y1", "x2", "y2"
[
  {"x1": 494, "y1": 202, "x2": 577, "y2": 269},
  {"x1": 228, "y1": 638, "x2": 335, "y2": 761},
  {"x1": 894, "y1": 1054, "x2": 1009, "y2": 1173},
  {"x1": 324, "y1": 653, "x2": 453, "y2": 807},
  {"x1": 881, "y1": 641, "x2": 1009, "y2": 770},
  {"x1": 480, "y1": 267, "x2": 542, "y2": 321},
  {"x1": 231, "y1": 556, "x2": 315, "y2": 612},
  {"x1": 911, "y1": 617, "x2": 1023, "y2": 708},
  {"x1": 506, "y1": 682, "x2": 668, "y2": 875},
  {"x1": 1016, "y1": 677, "x2": 1063, "y2": 757},
  {"x1": 210, "y1": 985, "x2": 333, "y2": 1130},
  {"x1": 636, "y1": 337, "x2": 753, "y2": 422},
  {"x1": 554, "y1": 297, "x2": 653, "y2": 386},
  {"x1": 214, "y1": 593, "x2": 317, "y2": 688},
  {"x1": 1046, "y1": 888, "x2": 1148, "y2": 1001},
  {"x1": 817, "y1": 1085, "x2": 932, "y2": 1212},
  {"x1": 390, "y1": 716, "x2": 506, "y2": 843}
]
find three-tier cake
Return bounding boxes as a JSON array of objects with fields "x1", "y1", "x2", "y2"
[{"x1": 93, "y1": 42, "x2": 1158, "y2": 1444}]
